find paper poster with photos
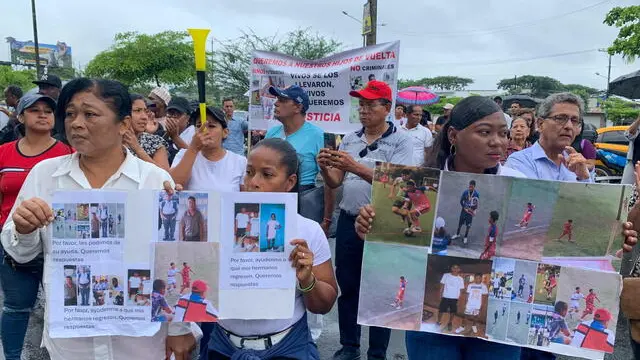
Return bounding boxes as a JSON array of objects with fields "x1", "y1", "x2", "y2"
[{"x1": 358, "y1": 163, "x2": 626, "y2": 359}]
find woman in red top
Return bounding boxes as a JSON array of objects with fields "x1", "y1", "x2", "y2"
[{"x1": 0, "y1": 93, "x2": 73, "y2": 360}]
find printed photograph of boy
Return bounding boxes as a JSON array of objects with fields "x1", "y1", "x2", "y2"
[
  {"x1": 435, "y1": 171, "x2": 510, "y2": 259},
  {"x1": 76, "y1": 265, "x2": 91, "y2": 306},
  {"x1": 368, "y1": 163, "x2": 440, "y2": 247},
  {"x1": 528, "y1": 304, "x2": 553, "y2": 347},
  {"x1": 513, "y1": 260, "x2": 538, "y2": 303},
  {"x1": 554, "y1": 266, "x2": 620, "y2": 353},
  {"x1": 109, "y1": 276, "x2": 124, "y2": 306},
  {"x1": 64, "y1": 204, "x2": 76, "y2": 238},
  {"x1": 234, "y1": 203, "x2": 260, "y2": 252},
  {"x1": 158, "y1": 192, "x2": 179, "y2": 241},
  {"x1": 422, "y1": 255, "x2": 492, "y2": 338},
  {"x1": 542, "y1": 183, "x2": 631, "y2": 258},
  {"x1": 90, "y1": 203, "x2": 100, "y2": 238},
  {"x1": 153, "y1": 242, "x2": 219, "y2": 322},
  {"x1": 498, "y1": 179, "x2": 559, "y2": 261},
  {"x1": 490, "y1": 257, "x2": 514, "y2": 300},
  {"x1": 52, "y1": 204, "x2": 65, "y2": 239},
  {"x1": 76, "y1": 223, "x2": 90, "y2": 239},
  {"x1": 358, "y1": 242, "x2": 427, "y2": 331},
  {"x1": 260, "y1": 203, "x2": 285, "y2": 252},
  {"x1": 430, "y1": 217, "x2": 450, "y2": 256},
  {"x1": 76, "y1": 203, "x2": 89, "y2": 221},
  {"x1": 506, "y1": 302, "x2": 534, "y2": 345},
  {"x1": 63, "y1": 265, "x2": 77, "y2": 306},
  {"x1": 91, "y1": 275, "x2": 110, "y2": 306},
  {"x1": 116, "y1": 203, "x2": 125, "y2": 237},
  {"x1": 534, "y1": 264, "x2": 561, "y2": 305},
  {"x1": 486, "y1": 299, "x2": 510, "y2": 341},
  {"x1": 127, "y1": 269, "x2": 151, "y2": 306},
  {"x1": 178, "y1": 193, "x2": 208, "y2": 242}
]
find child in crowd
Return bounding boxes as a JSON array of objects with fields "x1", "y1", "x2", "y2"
[{"x1": 480, "y1": 211, "x2": 499, "y2": 260}]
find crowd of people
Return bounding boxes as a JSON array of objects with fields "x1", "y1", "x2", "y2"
[{"x1": 0, "y1": 74, "x2": 639, "y2": 360}]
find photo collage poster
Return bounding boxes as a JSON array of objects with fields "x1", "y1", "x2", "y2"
[{"x1": 357, "y1": 162, "x2": 626, "y2": 359}]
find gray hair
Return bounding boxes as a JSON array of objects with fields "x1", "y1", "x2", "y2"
[{"x1": 536, "y1": 92, "x2": 585, "y2": 120}]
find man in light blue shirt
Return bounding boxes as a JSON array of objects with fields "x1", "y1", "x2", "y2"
[
  {"x1": 506, "y1": 92, "x2": 593, "y2": 183},
  {"x1": 222, "y1": 98, "x2": 248, "y2": 155}
]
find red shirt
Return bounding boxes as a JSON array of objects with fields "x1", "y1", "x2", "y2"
[
  {"x1": 0, "y1": 140, "x2": 74, "y2": 226},
  {"x1": 563, "y1": 222, "x2": 572, "y2": 232}
]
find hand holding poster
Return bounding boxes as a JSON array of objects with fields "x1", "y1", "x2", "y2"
[
  {"x1": 249, "y1": 41, "x2": 400, "y2": 134},
  {"x1": 358, "y1": 163, "x2": 626, "y2": 359}
]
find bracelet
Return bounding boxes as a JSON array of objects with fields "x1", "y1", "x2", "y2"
[
  {"x1": 323, "y1": 218, "x2": 332, "y2": 224},
  {"x1": 298, "y1": 273, "x2": 317, "y2": 293}
]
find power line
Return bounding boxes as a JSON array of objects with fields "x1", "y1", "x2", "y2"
[
  {"x1": 403, "y1": 49, "x2": 600, "y2": 68},
  {"x1": 384, "y1": 0, "x2": 612, "y2": 38}
]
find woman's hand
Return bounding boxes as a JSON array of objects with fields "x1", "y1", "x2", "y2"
[
  {"x1": 165, "y1": 333, "x2": 196, "y2": 360},
  {"x1": 289, "y1": 239, "x2": 314, "y2": 287},
  {"x1": 122, "y1": 128, "x2": 139, "y2": 150},
  {"x1": 355, "y1": 205, "x2": 375, "y2": 240},
  {"x1": 12, "y1": 197, "x2": 54, "y2": 234},
  {"x1": 163, "y1": 181, "x2": 183, "y2": 195},
  {"x1": 621, "y1": 222, "x2": 638, "y2": 256}
]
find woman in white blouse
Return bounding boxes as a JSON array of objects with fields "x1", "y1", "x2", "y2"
[
  {"x1": 170, "y1": 106, "x2": 246, "y2": 192},
  {"x1": 0, "y1": 78, "x2": 198, "y2": 360}
]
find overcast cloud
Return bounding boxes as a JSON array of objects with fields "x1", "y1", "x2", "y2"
[{"x1": 1, "y1": 0, "x2": 638, "y2": 90}]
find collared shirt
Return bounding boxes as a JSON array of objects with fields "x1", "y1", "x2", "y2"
[
  {"x1": 338, "y1": 124, "x2": 414, "y2": 215},
  {"x1": 0, "y1": 149, "x2": 192, "y2": 360},
  {"x1": 223, "y1": 116, "x2": 249, "y2": 155},
  {"x1": 401, "y1": 124, "x2": 433, "y2": 166},
  {"x1": 505, "y1": 142, "x2": 594, "y2": 183},
  {"x1": 266, "y1": 122, "x2": 324, "y2": 186}
]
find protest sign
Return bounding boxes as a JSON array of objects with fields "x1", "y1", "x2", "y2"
[
  {"x1": 358, "y1": 163, "x2": 625, "y2": 359},
  {"x1": 249, "y1": 41, "x2": 400, "y2": 134}
]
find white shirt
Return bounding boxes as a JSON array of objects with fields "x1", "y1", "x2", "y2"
[
  {"x1": 440, "y1": 273, "x2": 465, "y2": 299},
  {"x1": 129, "y1": 276, "x2": 141, "y2": 288},
  {"x1": 401, "y1": 124, "x2": 433, "y2": 166},
  {"x1": 172, "y1": 149, "x2": 247, "y2": 193},
  {"x1": 465, "y1": 283, "x2": 488, "y2": 310},
  {"x1": 179, "y1": 125, "x2": 195, "y2": 146},
  {"x1": 249, "y1": 218, "x2": 260, "y2": 237},
  {"x1": 266, "y1": 219, "x2": 280, "y2": 239},
  {"x1": 78, "y1": 272, "x2": 90, "y2": 285},
  {"x1": 493, "y1": 277, "x2": 500, "y2": 288},
  {"x1": 393, "y1": 117, "x2": 406, "y2": 129},
  {"x1": 0, "y1": 149, "x2": 192, "y2": 360},
  {"x1": 219, "y1": 214, "x2": 331, "y2": 336},
  {"x1": 235, "y1": 213, "x2": 249, "y2": 228},
  {"x1": 167, "y1": 268, "x2": 177, "y2": 279}
]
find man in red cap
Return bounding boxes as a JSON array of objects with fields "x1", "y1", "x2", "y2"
[
  {"x1": 174, "y1": 279, "x2": 218, "y2": 323},
  {"x1": 570, "y1": 308, "x2": 615, "y2": 352},
  {"x1": 319, "y1": 80, "x2": 413, "y2": 360}
]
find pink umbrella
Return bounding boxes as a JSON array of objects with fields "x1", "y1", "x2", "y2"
[{"x1": 396, "y1": 86, "x2": 440, "y2": 105}]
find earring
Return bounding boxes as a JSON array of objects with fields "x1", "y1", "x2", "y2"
[{"x1": 450, "y1": 144, "x2": 456, "y2": 155}]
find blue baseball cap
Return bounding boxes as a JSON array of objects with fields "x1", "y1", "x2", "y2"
[
  {"x1": 268, "y1": 85, "x2": 310, "y2": 113},
  {"x1": 16, "y1": 93, "x2": 56, "y2": 115}
]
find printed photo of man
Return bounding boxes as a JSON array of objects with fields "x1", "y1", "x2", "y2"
[{"x1": 179, "y1": 196, "x2": 205, "y2": 242}]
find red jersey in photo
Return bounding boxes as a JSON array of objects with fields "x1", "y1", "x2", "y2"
[{"x1": 405, "y1": 187, "x2": 431, "y2": 213}]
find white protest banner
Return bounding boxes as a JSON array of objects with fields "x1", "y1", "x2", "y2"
[{"x1": 249, "y1": 41, "x2": 400, "y2": 134}]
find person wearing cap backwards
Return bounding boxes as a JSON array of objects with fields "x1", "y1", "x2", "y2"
[
  {"x1": 170, "y1": 106, "x2": 247, "y2": 193},
  {"x1": 33, "y1": 74, "x2": 62, "y2": 101},
  {"x1": 318, "y1": 80, "x2": 413, "y2": 360},
  {"x1": 0, "y1": 93, "x2": 73, "y2": 360},
  {"x1": 148, "y1": 87, "x2": 172, "y2": 127},
  {"x1": 164, "y1": 97, "x2": 196, "y2": 164},
  {"x1": 266, "y1": 85, "x2": 334, "y2": 230},
  {"x1": 569, "y1": 308, "x2": 614, "y2": 352},
  {"x1": 434, "y1": 103, "x2": 453, "y2": 133}
]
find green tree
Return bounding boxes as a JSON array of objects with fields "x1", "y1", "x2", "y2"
[
  {"x1": 85, "y1": 31, "x2": 194, "y2": 87},
  {"x1": 398, "y1": 76, "x2": 473, "y2": 91},
  {"x1": 604, "y1": 5, "x2": 640, "y2": 62},
  {"x1": 497, "y1": 75, "x2": 564, "y2": 98},
  {"x1": 563, "y1": 84, "x2": 600, "y2": 106},
  {"x1": 423, "y1": 97, "x2": 464, "y2": 116},
  {"x1": 213, "y1": 28, "x2": 342, "y2": 98},
  {"x1": 603, "y1": 97, "x2": 640, "y2": 124},
  {"x1": 0, "y1": 66, "x2": 36, "y2": 95}
]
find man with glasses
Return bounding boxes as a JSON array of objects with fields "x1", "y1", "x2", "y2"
[
  {"x1": 319, "y1": 80, "x2": 412, "y2": 360},
  {"x1": 506, "y1": 92, "x2": 592, "y2": 182}
]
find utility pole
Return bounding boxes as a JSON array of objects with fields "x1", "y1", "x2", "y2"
[
  {"x1": 606, "y1": 53, "x2": 612, "y2": 99},
  {"x1": 366, "y1": 0, "x2": 377, "y2": 46},
  {"x1": 31, "y1": 0, "x2": 42, "y2": 78}
]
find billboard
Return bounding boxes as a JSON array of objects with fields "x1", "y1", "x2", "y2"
[{"x1": 6, "y1": 37, "x2": 72, "y2": 68}]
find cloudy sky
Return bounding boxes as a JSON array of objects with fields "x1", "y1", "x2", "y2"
[{"x1": 2, "y1": 0, "x2": 638, "y2": 90}]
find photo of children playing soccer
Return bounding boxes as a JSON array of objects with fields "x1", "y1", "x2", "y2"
[
  {"x1": 434, "y1": 171, "x2": 510, "y2": 259},
  {"x1": 513, "y1": 260, "x2": 538, "y2": 304},
  {"x1": 506, "y1": 302, "x2": 534, "y2": 345},
  {"x1": 486, "y1": 298, "x2": 510, "y2": 341},
  {"x1": 153, "y1": 242, "x2": 219, "y2": 322},
  {"x1": 358, "y1": 242, "x2": 427, "y2": 331},
  {"x1": 499, "y1": 179, "x2": 559, "y2": 261},
  {"x1": 534, "y1": 264, "x2": 561, "y2": 305},
  {"x1": 528, "y1": 304, "x2": 553, "y2": 347},
  {"x1": 552, "y1": 266, "x2": 621, "y2": 353},
  {"x1": 368, "y1": 162, "x2": 440, "y2": 247},
  {"x1": 542, "y1": 183, "x2": 632, "y2": 259},
  {"x1": 233, "y1": 203, "x2": 260, "y2": 252},
  {"x1": 421, "y1": 254, "x2": 492, "y2": 338}
]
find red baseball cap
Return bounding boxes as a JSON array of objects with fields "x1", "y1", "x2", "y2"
[
  {"x1": 594, "y1": 308, "x2": 612, "y2": 322},
  {"x1": 350, "y1": 80, "x2": 393, "y2": 102},
  {"x1": 192, "y1": 280, "x2": 208, "y2": 293}
]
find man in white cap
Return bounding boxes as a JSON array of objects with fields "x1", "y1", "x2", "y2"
[
  {"x1": 434, "y1": 103, "x2": 454, "y2": 133},
  {"x1": 148, "y1": 87, "x2": 172, "y2": 127}
]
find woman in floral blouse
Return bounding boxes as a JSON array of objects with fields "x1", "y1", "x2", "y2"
[{"x1": 123, "y1": 94, "x2": 170, "y2": 171}]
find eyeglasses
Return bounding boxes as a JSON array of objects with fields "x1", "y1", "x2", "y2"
[{"x1": 546, "y1": 115, "x2": 582, "y2": 128}]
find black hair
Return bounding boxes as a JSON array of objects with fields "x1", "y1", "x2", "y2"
[
  {"x1": 425, "y1": 96, "x2": 502, "y2": 169},
  {"x1": 65, "y1": 276, "x2": 72, "y2": 281},
  {"x1": 408, "y1": 105, "x2": 422, "y2": 114},
  {"x1": 568, "y1": 219, "x2": 573, "y2": 223},
  {"x1": 527, "y1": 202, "x2": 532, "y2": 206},
  {"x1": 368, "y1": 74, "x2": 376, "y2": 81},
  {"x1": 252, "y1": 138, "x2": 300, "y2": 193},
  {"x1": 401, "y1": 169, "x2": 411, "y2": 175},
  {"x1": 421, "y1": 110, "x2": 432, "y2": 126},
  {"x1": 153, "y1": 279, "x2": 166, "y2": 292},
  {"x1": 589, "y1": 289, "x2": 593, "y2": 292},
  {"x1": 5, "y1": 85, "x2": 23, "y2": 99},
  {"x1": 170, "y1": 262, "x2": 174, "y2": 266},
  {"x1": 406, "y1": 180, "x2": 416, "y2": 187},
  {"x1": 130, "y1": 93, "x2": 145, "y2": 103},
  {"x1": 554, "y1": 301, "x2": 568, "y2": 313},
  {"x1": 494, "y1": 96, "x2": 503, "y2": 102},
  {"x1": 54, "y1": 78, "x2": 131, "y2": 144},
  {"x1": 469, "y1": 180, "x2": 476, "y2": 186},
  {"x1": 188, "y1": 196, "x2": 196, "y2": 201},
  {"x1": 271, "y1": 213, "x2": 276, "y2": 217},
  {"x1": 490, "y1": 211, "x2": 499, "y2": 222},
  {"x1": 400, "y1": 276, "x2": 405, "y2": 280},
  {"x1": 576, "y1": 287, "x2": 580, "y2": 290},
  {"x1": 395, "y1": 104, "x2": 406, "y2": 111},
  {"x1": 475, "y1": 273, "x2": 483, "y2": 278},
  {"x1": 112, "y1": 277, "x2": 119, "y2": 287},
  {"x1": 183, "y1": 262, "x2": 187, "y2": 266},
  {"x1": 222, "y1": 98, "x2": 234, "y2": 104}
]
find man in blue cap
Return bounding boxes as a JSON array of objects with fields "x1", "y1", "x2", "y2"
[{"x1": 265, "y1": 85, "x2": 334, "y2": 229}]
